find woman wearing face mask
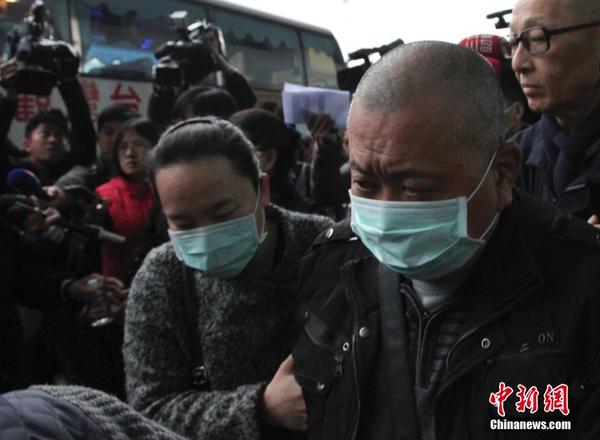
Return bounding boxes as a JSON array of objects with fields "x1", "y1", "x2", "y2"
[
  {"x1": 123, "y1": 118, "x2": 332, "y2": 439},
  {"x1": 95, "y1": 118, "x2": 160, "y2": 280}
]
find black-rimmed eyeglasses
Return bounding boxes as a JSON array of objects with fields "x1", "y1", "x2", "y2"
[{"x1": 502, "y1": 19, "x2": 600, "y2": 58}]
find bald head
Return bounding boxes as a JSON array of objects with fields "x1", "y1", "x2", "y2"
[
  {"x1": 567, "y1": 0, "x2": 600, "y2": 18},
  {"x1": 352, "y1": 41, "x2": 505, "y2": 166}
]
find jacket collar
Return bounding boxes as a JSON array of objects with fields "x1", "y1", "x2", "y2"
[
  {"x1": 527, "y1": 107, "x2": 600, "y2": 184},
  {"x1": 459, "y1": 195, "x2": 542, "y2": 332}
]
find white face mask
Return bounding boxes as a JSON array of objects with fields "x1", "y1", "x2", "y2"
[
  {"x1": 168, "y1": 184, "x2": 267, "y2": 278},
  {"x1": 350, "y1": 150, "x2": 499, "y2": 280}
]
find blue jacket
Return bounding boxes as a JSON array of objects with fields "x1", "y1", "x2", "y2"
[
  {"x1": 0, "y1": 389, "x2": 107, "y2": 440},
  {"x1": 0, "y1": 386, "x2": 186, "y2": 440}
]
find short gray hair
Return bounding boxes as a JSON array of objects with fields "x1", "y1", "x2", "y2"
[{"x1": 352, "y1": 41, "x2": 506, "y2": 168}]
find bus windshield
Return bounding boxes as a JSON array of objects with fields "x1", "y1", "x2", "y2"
[
  {"x1": 77, "y1": 0, "x2": 207, "y2": 81},
  {"x1": 212, "y1": 8, "x2": 304, "y2": 90},
  {"x1": 74, "y1": 0, "x2": 345, "y2": 91}
]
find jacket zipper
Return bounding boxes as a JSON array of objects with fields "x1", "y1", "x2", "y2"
[{"x1": 401, "y1": 285, "x2": 467, "y2": 388}]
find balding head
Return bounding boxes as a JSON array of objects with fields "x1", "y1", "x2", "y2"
[{"x1": 352, "y1": 41, "x2": 506, "y2": 166}]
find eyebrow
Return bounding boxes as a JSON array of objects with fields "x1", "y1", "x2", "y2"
[
  {"x1": 349, "y1": 160, "x2": 439, "y2": 180},
  {"x1": 512, "y1": 16, "x2": 546, "y2": 32},
  {"x1": 166, "y1": 198, "x2": 236, "y2": 221}
]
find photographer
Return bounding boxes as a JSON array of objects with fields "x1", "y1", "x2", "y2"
[
  {"x1": 0, "y1": 2, "x2": 96, "y2": 186},
  {"x1": 148, "y1": 17, "x2": 256, "y2": 127},
  {"x1": 0, "y1": 195, "x2": 126, "y2": 392}
]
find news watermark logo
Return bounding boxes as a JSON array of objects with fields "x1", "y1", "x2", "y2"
[{"x1": 488, "y1": 382, "x2": 572, "y2": 431}]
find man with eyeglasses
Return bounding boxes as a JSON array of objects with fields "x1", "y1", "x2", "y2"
[{"x1": 509, "y1": 0, "x2": 600, "y2": 223}]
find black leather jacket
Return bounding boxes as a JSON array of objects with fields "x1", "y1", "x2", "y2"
[{"x1": 293, "y1": 190, "x2": 600, "y2": 440}]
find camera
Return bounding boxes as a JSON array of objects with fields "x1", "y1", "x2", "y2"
[
  {"x1": 2, "y1": 0, "x2": 80, "y2": 96},
  {"x1": 337, "y1": 38, "x2": 404, "y2": 93},
  {"x1": 153, "y1": 11, "x2": 223, "y2": 88}
]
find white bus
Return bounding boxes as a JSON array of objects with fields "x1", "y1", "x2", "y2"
[{"x1": 0, "y1": 0, "x2": 345, "y2": 141}]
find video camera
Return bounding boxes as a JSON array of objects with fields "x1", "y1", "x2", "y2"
[
  {"x1": 153, "y1": 11, "x2": 224, "y2": 88},
  {"x1": 486, "y1": 9, "x2": 512, "y2": 29},
  {"x1": 1, "y1": 0, "x2": 80, "y2": 96},
  {"x1": 337, "y1": 38, "x2": 404, "y2": 93}
]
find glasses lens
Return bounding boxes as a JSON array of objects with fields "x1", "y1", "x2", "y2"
[{"x1": 524, "y1": 27, "x2": 548, "y2": 54}]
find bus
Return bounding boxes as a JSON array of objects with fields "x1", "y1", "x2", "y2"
[{"x1": 0, "y1": 0, "x2": 345, "y2": 142}]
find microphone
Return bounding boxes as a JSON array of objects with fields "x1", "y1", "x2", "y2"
[
  {"x1": 6, "y1": 168, "x2": 50, "y2": 200},
  {"x1": 54, "y1": 218, "x2": 126, "y2": 244}
]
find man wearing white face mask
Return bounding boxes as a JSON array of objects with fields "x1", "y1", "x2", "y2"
[{"x1": 292, "y1": 41, "x2": 600, "y2": 440}]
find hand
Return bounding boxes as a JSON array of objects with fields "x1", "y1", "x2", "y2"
[
  {"x1": 41, "y1": 207, "x2": 66, "y2": 244},
  {"x1": 44, "y1": 186, "x2": 68, "y2": 207},
  {"x1": 31, "y1": 186, "x2": 68, "y2": 210},
  {"x1": 261, "y1": 355, "x2": 307, "y2": 431},
  {"x1": 306, "y1": 112, "x2": 334, "y2": 142},
  {"x1": 587, "y1": 215, "x2": 600, "y2": 229},
  {"x1": 67, "y1": 274, "x2": 126, "y2": 305}
]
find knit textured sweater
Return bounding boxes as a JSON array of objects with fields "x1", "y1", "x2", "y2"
[{"x1": 123, "y1": 205, "x2": 332, "y2": 440}]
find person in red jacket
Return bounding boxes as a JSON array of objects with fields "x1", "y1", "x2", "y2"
[{"x1": 95, "y1": 118, "x2": 160, "y2": 279}]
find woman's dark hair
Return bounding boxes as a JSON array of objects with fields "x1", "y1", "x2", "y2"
[
  {"x1": 229, "y1": 108, "x2": 300, "y2": 189},
  {"x1": 192, "y1": 88, "x2": 237, "y2": 119},
  {"x1": 113, "y1": 117, "x2": 162, "y2": 178},
  {"x1": 97, "y1": 104, "x2": 140, "y2": 132},
  {"x1": 150, "y1": 117, "x2": 260, "y2": 189},
  {"x1": 172, "y1": 86, "x2": 238, "y2": 121}
]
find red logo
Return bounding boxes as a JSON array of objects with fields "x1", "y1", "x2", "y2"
[{"x1": 489, "y1": 383, "x2": 570, "y2": 417}]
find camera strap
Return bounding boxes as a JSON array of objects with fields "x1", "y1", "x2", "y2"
[{"x1": 182, "y1": 263, "x2": 209, "y2": 389}]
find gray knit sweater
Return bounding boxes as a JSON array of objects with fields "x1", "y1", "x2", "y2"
[
  {"x1": 123, "y1": 205, "x2": 332, "y2": 440},
  {"x1": 28, "y1": 385, "x2": 186, "y2": 440}
]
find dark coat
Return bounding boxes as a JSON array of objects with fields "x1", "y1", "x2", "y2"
[
  {"x1": 293, "y1": 190, "x2": 600, "y2": 440},
  {"x1": 513, "y1": 115, "x2": 600, "y2": 221}
]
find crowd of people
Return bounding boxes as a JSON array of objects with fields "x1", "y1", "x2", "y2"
[{"x1": 1, "y1": 0, "x2": 600, "y2": 438}]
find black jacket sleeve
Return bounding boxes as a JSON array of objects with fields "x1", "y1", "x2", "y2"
[
  {"x1": 223, "y1": 69, "x2": 256, "y2": 110},
  {"x1": 57, "y1": 79, "x2": 96, "y2": 167},
  {"x1": 148, "y1": 87, "x2": 177, "y2": 129}
]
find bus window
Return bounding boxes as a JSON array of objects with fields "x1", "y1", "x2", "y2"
[
  {"x1": 213, "y1": 8, "x2": 303, "y2": 90},
  {"x1": 301, "y1": 32, "x2": 344, "y2": 89},
  {"x1": 0, "y1": 0, "x2": 70, "y2": 57},
  {"x1": 76, "y1": 0, "x2": 207, "y2": 81}
]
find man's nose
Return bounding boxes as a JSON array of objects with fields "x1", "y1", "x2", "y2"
[{"x1": 511, "y1": 41, "x2": 533, "y2": 76}]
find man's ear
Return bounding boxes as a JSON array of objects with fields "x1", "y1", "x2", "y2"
[
  {"x1": 494, "y1": 141, "x2": 522, "y2": 210},
  {"x1": 260, "y1": 173, "x2": 271, "y2": 207}
]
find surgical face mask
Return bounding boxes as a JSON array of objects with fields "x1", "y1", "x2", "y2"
[
  {"x1": 350, "y1": 151, "x2": 499, "y2": 280},
  {"x1": 168, "y1": 185, "x2": 267, "y2": 278}
]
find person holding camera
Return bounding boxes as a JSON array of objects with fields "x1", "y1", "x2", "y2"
[
  {"x1": 148, "y1": 23, "x2": 256, "y2": 127},
  {"x1": 0, "y1": 1, "x2": 96, "y2": 187},
  {"x1": 0, "y1": 61, "x2": 96, "y2": 186}
]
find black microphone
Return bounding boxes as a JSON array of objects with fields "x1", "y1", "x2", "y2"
[
  {"x1": 54, "y1": 217, "x2": 126, "y2": 244},
  {"x1": 6, "y1": 168, "x2": 50, "y2": 200}
]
